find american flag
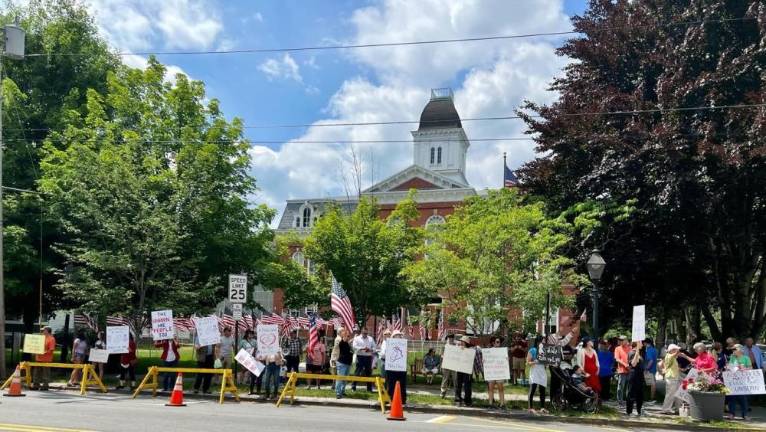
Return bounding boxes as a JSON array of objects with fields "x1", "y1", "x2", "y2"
[
  {"x1": 419, "y1": 320, "x2": 426, "y2": 341},
  {"x1": 504, "y1": 157, "x2": 519, "y2": 188},
  {"x1": 330, "y1": 276, "x2": 356, "y2": 330},
  {"x1": 259, "y1": 313, "x2": 285, "y2": 326},
  {"x1": 376, "y1": 319, "x2": 387, "y2": 344},
  {"x1": 106, "y1": 315, "x2": 128, "y2": 326},
  {"x1": 219, "y1": 314, "x2": 236, "y2": 331},
  {"x1": 174, "y1": 317, "x2": 194, "y2": 331},
  {"x1": 74, "y1": 313, "x2": 99, "y2": 332},
  {"x1": 391, "y1": 316, "x2": 402, "y2": 331},
  {"x1": 307, "y1": 312, "x2": 319, "y2": 355},
  {"x1": 243, "y1": 315, "x2": 255, "y2": 331},
  {"x1": 297, "y1": 316, "x2": 310, "y2": 329}
]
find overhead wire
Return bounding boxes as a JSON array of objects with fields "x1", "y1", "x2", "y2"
[{"x1": 24, "y1": 17, "x2": 756, "y2": 57}]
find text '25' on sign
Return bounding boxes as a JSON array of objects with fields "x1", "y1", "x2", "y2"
[{"x1": 228, "y1": 274, "x2": 247, "y2": 304}]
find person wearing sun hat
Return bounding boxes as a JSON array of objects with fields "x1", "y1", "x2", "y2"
[
  {"x1": 659, "y1": 343, "x2": 685, "y2": 414},
  {"x1": 454, "y1": 335, "x2": 474, "y2": 406}
]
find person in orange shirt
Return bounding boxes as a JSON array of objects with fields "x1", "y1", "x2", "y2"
[
  {"x1": 32, "y1": 327, "x2": 56, "y2": 391},
  {"x1": 613, "y1": 336, "x2": 631, "y2": 406}
]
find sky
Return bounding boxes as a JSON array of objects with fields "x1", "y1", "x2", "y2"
[{"x1": 40, "y1": 0, "x2": 589, "y2": 222}]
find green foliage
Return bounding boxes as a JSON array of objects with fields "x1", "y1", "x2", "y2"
[
  {"x1": 39, "y1": 60, "x2": 274, "y2": 324},
  {"x1": 303, "y1": 190, "x2": 423, "y2": 323},
  {"x1": 402, "y1": 189, "x2": 581, "y2": 335}
]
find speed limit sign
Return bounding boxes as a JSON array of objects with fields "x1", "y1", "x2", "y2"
[{"x1": 228, "y1": 274, "x2": 247, "y2": 304}]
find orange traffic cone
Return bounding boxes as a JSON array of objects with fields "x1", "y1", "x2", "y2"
[
  {"x1": 387, "y1": 381, "x2": 405, "y2": 421},
  {"x1": 3, "y1": 366, "x2": 26, "y2": 397},
  {"x1": 165, "y1": 373, "x2": 186, "y2": 407}
]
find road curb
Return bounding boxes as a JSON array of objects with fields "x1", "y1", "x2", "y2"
[{"x1": 47, "y1": 384, "x2": 763, "y2": 431}]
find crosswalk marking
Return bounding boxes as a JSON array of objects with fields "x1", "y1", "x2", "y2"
[{"x1": 426, "y1": 415, "x2": 456, "y2": 424}]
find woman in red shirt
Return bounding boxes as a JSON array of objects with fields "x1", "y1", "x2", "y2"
[
  {"x1": 155, "y1": 336, "x2": 180, "y2": 391},
  {"x1": 117, "y1": 334, "x2": 138, "y2": 390},
  {"x1": 575, "y1": 339, "x2": 601, "y2": 396},
  {"x1": 691, "y1": 342, "x2": 717, "y2": 374}
]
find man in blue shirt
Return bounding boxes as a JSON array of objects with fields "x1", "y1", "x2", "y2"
[
  {"x1": 643, "y1": 338, "x2": 658, "y2": 402},
  {"x1": 596, "y1": 340, "x2": 614, "y2": 401}
]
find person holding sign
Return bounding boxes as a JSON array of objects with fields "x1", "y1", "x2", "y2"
[
  {"x1": 455, "y1": 336, "x2": 474, "y2": 407},
  {"x1": 527, "y1": 335, "x2": 547, "y2": 414},
  {"x1": 726, "y1": 344, "x2": 752, "y2": 420},
  {"x1": 116, "y1": 334, "x2": 138, "y2": 390},
  {"x1": 31, "y1": 327, "x2": 56, "y2": 391},
  {"x1": 486, "y1": 336, "x2": 506, "y2": 408},
  {"x1": 92, "y1": 331, "x2": 107, "y2": 380},
  {"x1": 385, "y1": 331, "x2": 408, "y2": 405},
  {"x1": 193, "y1": 332, "x2": 219, "y2": 394},
  {"x1": 155, "y1": 335, "x2": 181, "y2": 391}
]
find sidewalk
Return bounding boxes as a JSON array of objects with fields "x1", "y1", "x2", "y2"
[{"x1": 41, "y1": 380, "x2": 766, "y2": 432}]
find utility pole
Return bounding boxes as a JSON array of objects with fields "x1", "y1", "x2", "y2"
[{"x1": 0, "y1": 21, "x2": 25, "y2": 379}]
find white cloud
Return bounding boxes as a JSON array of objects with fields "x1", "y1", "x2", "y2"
[
  {"x1": 85, "y1": 0, "x2": 223, "y2": 51},
  {"x1": 258, "y1": 53, "x2": 303, "y2": 83},
  {"x1": 248, "y1": 0, "x2": 572, "y2": 223}
]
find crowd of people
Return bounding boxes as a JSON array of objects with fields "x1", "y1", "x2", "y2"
[{"x1": 21, "y1": 322, "x2": 766, "y2": 421}]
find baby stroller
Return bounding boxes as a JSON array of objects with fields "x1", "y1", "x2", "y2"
[{"x1": 549, "y1": 362, "x2": 599, "y2": 413}]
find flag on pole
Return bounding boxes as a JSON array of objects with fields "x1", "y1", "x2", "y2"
[
  {"x1": 74, "y1": 313, "x2": 99, "y2": 332},
  {"x1": 503, "y1": 152, "x2": 518, "y2": 188},
  {"x1": 330, "y1": 275, "x2": 356, "y2": 330},
  {"x1": 307, "y1": 312, "x2": 319, "y2": 354},
  {"x1": 437, "y1": 309, "x2": 446, "y2": 341}
]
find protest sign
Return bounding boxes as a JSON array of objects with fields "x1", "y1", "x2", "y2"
[
  {"x1": 151, "y1": 309, "x2": 175, "y2": 341},
  {"x1": 257, "y1": 324, "x2": 280, "y2": 356},
  {"x1": 482, "y1": 347, "x2": 511, "y2": 381},
  {"x1": 723, "y1": 369, "x2": 766, "y2": 395},
  {"x1": 537, "y1": 344, "x2": 563, "y2": 366},
  {"x1": 384, "y1": 338, "x2": 408, "y2": 372},
  {"x1": 442, "y1": 344, "x2": 476, "y2": 374},
  {"x1": 22, "y1": 334, "x2": 45, "y2": 354},
  {"x1": 89, "y1": 348, "x2": 109, "y2": 363},
  {"x1": 235, "y1": 348, "x2": 265, "y2": 377},
  {"x1": 107, "y1": 325, "x2": 130, "y2": 354},
  {"x1": 193, "y1": 316, "x2": 221, "y2": 347},
  {"x1": 632, "y1": 305, "x2": 645, "y2": 342}
]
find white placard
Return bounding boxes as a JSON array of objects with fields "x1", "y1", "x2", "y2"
[
  {"x1": 257, "y1": 324, "x2": 280, "y2": 356},
  {"x1": 441, "y1": 343, "x2": 476, "y2": 374},
  {"x1": 106, "y1": 326, "x2": 130, "y2": 354},
  {"x1": 482, "y1": 347, "x2": 511, "y2": 381},
  {"x1": 89, "y1": 348, "x2": 109, "y2": 363},
  {"x1": 723, "y1": 369, "x2": 766, "y2": 395},
  {"x1": 228, "y1": 274, "x2": 247, "y2": 304},
  {"x1": 631, "y1": 305, "x2": 645, "y2": 342},
  {"x1": 232, "y1": 304, "x2": 242, "y2": 321},
  {"x1": 151, "y1": 310, "x2": 175, "y2": 341},
  {"x1": 235, "y1": 348, "x2": 266, "y2": 377},
  {"x1": 384, "y1": 338, "x2": 408, "y2": 372},
  {"x1": 194, "y1": 316, "x2": 221, "y2": 347}
]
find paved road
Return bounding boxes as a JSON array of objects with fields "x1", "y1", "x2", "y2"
[{"x1": 0, "y1": 390, "x2": 666, "y2": 432}]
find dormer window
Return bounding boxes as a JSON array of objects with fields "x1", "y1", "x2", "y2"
[
  {"x1": 302, "y1": 207, "x2": 312, "y2": 228},
  {"x1": 430, "y1": 147, "x2": 435, "y2": 164},
  {"x1": 437, "y1": 147, "x2": 442, "y2": 164}
]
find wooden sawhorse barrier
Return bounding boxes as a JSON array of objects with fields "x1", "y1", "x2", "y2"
[
  {"x1": 276, "y1": 372, "x2": 389, "y2": 413},
  {"x1": 132, "y1": 366, "x2": 239, "y2": 404},
  {"x1": 0, "y1": 362, "x2": 107, "y2": 396}
]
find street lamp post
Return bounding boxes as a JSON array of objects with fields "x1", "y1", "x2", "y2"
[
  {"x1": 0, "y1": 21, "x2": 25, "y2": 379},
  {"x1": 586, "y1": 250, "x2": 606, "y2": 339}
]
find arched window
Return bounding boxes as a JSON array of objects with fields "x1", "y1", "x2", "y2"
[
  {"x1": 302, "y1": 206, "x2": 312, "y2": 228},
  {"x1": 425, "y1": 214, "x2": 446, "y2": 228},
  {"x1": 430, "y1": 147, "x2": 435, "y2": 164},
  {"x1": 294, "y1": 217, "x2": 300, "y2": 228},
  {"x1": 437, "y1": 147, "x2": 442, "y2": 164},
  {"x1": 291, "y1": 251, "x2": 305, "y2": 266}
]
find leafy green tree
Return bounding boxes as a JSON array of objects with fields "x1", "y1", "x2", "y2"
[
  {"x1": 260, "y1": 234, "x2": 328, "y2": 311},
  {"x1": 402, "y1": 189, "x2": 581, "y2": 335},
  {"x1": 0, "y1": 0, "x2": 119, "y2": 326},
  {"x1": 39, "y1": 60, "x2": 274, "y2": 326},
  {"x1": 519, "y1": 0, "x2": 766, "y2": 339},
  {"x1": 303, "y1": 190, "x2": 423, "y2": 325}
]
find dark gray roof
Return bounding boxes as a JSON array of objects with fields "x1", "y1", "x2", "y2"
[
  {"x1": 277, "y1": 199, "x2": 358, "y2": 231},
  {"x1": 418, "y1": 97, "x2": 462, "y2": 130}
]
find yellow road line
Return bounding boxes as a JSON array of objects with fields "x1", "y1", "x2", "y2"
[
  {"x1": 471, "y1": 417, "x2": 565, "y2": 432},
  {"x1": 426, "y1": 415, "x2": 457, "y2": 424},
  {"x1": 0, "y1": 423, "x2": 96, "y2": 432}
]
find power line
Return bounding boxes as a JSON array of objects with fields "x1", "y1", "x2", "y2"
[
  {"x1": 5, "y1": 101, "x2": 765, "y2": 133},
  {"x1": 25, "y1": 17, "x2": 755, "y2": 57},
  {"x1": 1, "y1": 137, "x2": 536, "y2": 145}
]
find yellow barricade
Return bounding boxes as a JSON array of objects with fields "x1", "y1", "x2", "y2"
[
  {"x1": 132, "y1": 366, "x2": 239, "y2": 404},
  {"x1": 276, "y1": 372, "x2": 389, "y2": 413},
  {"x1": 0, "y1": 362, "x2": 107, "y2": 396}
]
